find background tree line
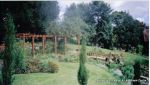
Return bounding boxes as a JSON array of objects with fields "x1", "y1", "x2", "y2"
[
  {"x1": 0, "y1": 1, "x2": 148, "y2": 55},
  {"x1": 0, "y1": 1, "x2": 59, "y2": 43},
  {"x1": 62, "y1": 1, "x2": 148, "y2": 55}
]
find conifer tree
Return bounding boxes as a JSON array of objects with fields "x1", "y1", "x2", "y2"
[
  {"x1": 78, "y1": 37, "x2": 88, "y2": 85},
  {"x1": 2, "y1": 13, "x2": 16, "y2": 85}
]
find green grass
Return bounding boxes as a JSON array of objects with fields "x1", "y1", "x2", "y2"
[
  {"x1": 12, "y1": 62, "x2": 125, "y2": 85},
  {"x1": 1, "y1": 43, "x2": 145, "y2": 85}
]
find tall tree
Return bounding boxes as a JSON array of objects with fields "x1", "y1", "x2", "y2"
[
  {"x1": 61, "y1": 4, "x2": 91, "y2": 36},
  {"x1": 61, "y1": 16, "x2": 90, "y2": 36},
  {"x1": 67, "y1": 1, "x2": 113, "y2": 48},
  {"x1": 111, "y1": 11, "x2": 142, "y2": 51},
  {"x1": 39, "y1": 1, "x2": 59, "y2": 33},
  {"x1": 63, "y1": 3, "x2": 95, "y2": 41},
  {"x1": 2, "y1": 12, "x2": 16, "y2": 85},
  {"x1": 0, "y1": 1, "x2": 59, "y2": 34},
  {"x1": 89, "y1": 1, "x2": 113, "y2": 49}
]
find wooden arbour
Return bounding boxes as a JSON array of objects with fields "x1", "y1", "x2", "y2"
[{"x1": 16, "y1": 33, "x2": 80, "y2": 56}]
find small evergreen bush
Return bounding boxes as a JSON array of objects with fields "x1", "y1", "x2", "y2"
[
  {"x1": 2, "y1": 13, "x2": 16, "y2": 85},
  {"x1": 47, "y1": 61, "x2": 59, "y2": 73},
  {"x1": 78, "y1": 37, "x2": 88, "y2": 85},
  {"x1": 121, "y1": 65, "x2": 134, "y2": 79}
]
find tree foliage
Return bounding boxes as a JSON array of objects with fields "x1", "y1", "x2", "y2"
[
  {"x1": 62, "y1": 3, "x2": 95, "y2": 42},
  {"x1": 0, "y1": 1, "x2": 59, "y2": 34},
  {"x1": 111, "y1": 11, "x2": 142, "y2": 51},
  {"x1": 39, "y1": 2, "x2": 60, "y2": 35},
  {"x1": 45, "y1": 21, "x2": 61, "y2": 35},
  {"x1": 61, "y1": 16, "x2": 90, "y2": 36},
  {"x1": 63, "y1": 1, "x2": 146, "y2": 51},
  {"x1": 89, "y1": 1, "x2": 113, "y2": 48},
  {"x1": 0, "y1": 1, "x2": 147, "y2": 53},
  {"x1": 63, "y1": 1, "x2": 113, "y2": 48}
]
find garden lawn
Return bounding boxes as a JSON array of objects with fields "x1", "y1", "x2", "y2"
[
  {"x1": 12, "y1": 62, "x2": 123, "y2": 85},
  {"x1": 1, "y1": 43, "x2": 144, "y2": 85}
]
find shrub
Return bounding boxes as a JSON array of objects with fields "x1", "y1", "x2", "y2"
[
  {"x1": 45, "y1": 40, "x2": 53, "y2": 53},
  {"x1": 136, "y1": 45, "x2": 143, "y2": 55},
  {"x1": 133, "y1": 62, "x2": 141, "y2": 85},
  {"x1": 123, "y1": 54, "x2": 138, "y2": 65},
  {"x1": 39, "y1": 62, "x2": 49, "y2": 72},
  {"x1": 14, "y1": 44, "x2": 26, "y2": 74},
  {"x1": 68, "y1": 38, "x2": 76, "y2": 44},
  {"x1": 0, "y1": 71, "x2": 2, "y2": 85},
  {"x1": 59, "y1": 55, "x2": 78, "y2": 62},
  {"x1": 47, "y1": 61, "x2": 59, "y2": 73},
  {"x1": 24, "y1": 58, "x2": 59, "y2": 73},
  {"x1": 35, "y1": 46, "x2": 42, "y2": 54},
  {"x1": 0, "y1": 52, "x2": 4, "y2": 59},
  {"x1": 57, "y1": 39, "x2": 65, "y2": 54},
  {"x1": 108, "y1": 63, "x2": 120, "y2": 69},
  {"x1": 25, "y1": 58, "x2": 40, "y2": 73},
  {"x1": 121, "y1": 65, "x2": 134, "y2": 79}
]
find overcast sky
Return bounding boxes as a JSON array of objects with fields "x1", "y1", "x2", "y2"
[{"x1": 58, "y1": 0, "x2": 149, "y2": 25}]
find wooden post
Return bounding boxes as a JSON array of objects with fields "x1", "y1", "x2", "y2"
[
  {"x1": 77, "y1": 35, "x2": 80, "y2": 51},
  {"x1": 44, "y1": 35, "x2": 46, "y2": 53},
  {"x1": 32, "y1": 34, "x2": 35, "y2": 56},
  {"x1": 23, "y1": 34, "x2": 25, "y2": 47},
  {"x1": 42, "y1": 35, "x2": 46, "y2": 54},
  {"x1": 54, "y1": 35, "x2": 57, "y2": 54},
  {"x1": 64, "y1": 36, "x2": 67, "y2": 54},
  {"x1": 42, "y1": 35, "x2": 45, "y2": 54},
  {"x1": 23, "y1": 33, "x2": 25, "y2": 42}
]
